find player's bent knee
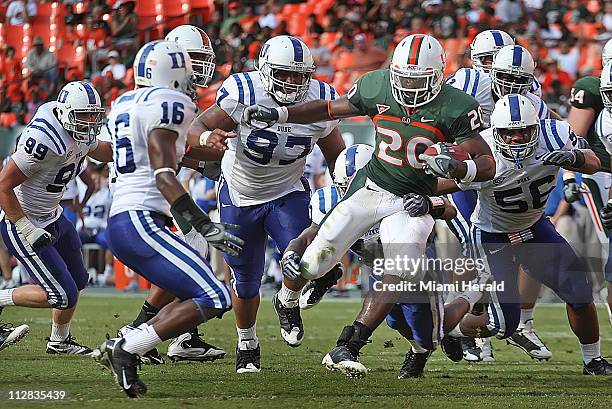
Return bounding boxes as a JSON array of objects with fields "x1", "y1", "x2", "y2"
[
  {"x1": 192, "y1": 297, "x2": 232, "y2": 320},
  {"x1": 233, "y1": 281, "x2": 261, "y2": 299}
]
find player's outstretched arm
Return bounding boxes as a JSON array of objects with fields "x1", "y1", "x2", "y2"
[
  {"x1": 548, "y1": 148, "x2": 601, "y2": 174},
  {"x1": 456, "y1": 135, "x2": 496, "y2": 181},
  {"x1": 149, "y1": 128, "x2": 244, "y2": 256},
  {"x1": 187, "y1": 105, "x2": 237, "y2": 152},
  {"x1": 87, "y1": 141, "x2": 114, "y2": 162}
]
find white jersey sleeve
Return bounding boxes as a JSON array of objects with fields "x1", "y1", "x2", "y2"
[
  {"x1": 309, "y1": 185, "x2": 340, "y2": 225},
  {"x1": 446, "y1": 68, "x2": 488, "y2": 100},
  {"x1": 530, "y1": 77, "x2": 543, "y2": 98},
  {"x1": 526, "y1": 92, "x2": 549, "y2": 121},
  {"x1": 595, "y1": 110, "x2": 612, "y2": 155},
  {"x1": 216, "y1": 73, "x2": 254, "y2": 125},
  {"x1": 11, "y1": 126, "x2": 62, "y2": 178},
  {"x1": 539, "y1": 119, "x2": 575, "y2": 151}
]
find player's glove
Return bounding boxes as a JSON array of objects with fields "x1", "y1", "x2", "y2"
[
  {"x1": 419, "y1": 144, "x2": 461, "y2": 179},
  {"x1": 539, "y1": 149, "x2": 585, "y2": 168},
  {"x1": 403, "y1": 193, "x2": 447, "y2": 218},
  {"x1": 562, "y1": 178, "x2": 581, "y2": 203},
  {"x1": 199, "y1": 221, "x2": 244, "y2": 257},
  {"x1": 242, "y1": 105, "x2": 288, "y2": 129},
  {"x1": 281, "y1": 251, "x2": 301, "y2": 280},
  {"x1": 600, "y1": 200, "x2": 612, "y2": 230},
  {"x1": 196, "y1": 160, "x2": 222, "y2": 181},
  {"x1": 15, "y1": 217, "x2": 53, "y2": 250}
]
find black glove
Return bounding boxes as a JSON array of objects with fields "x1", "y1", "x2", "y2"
[
  {"x1": 281, "y1": 251, "x2": 301, "y2": 280},
  {"x1": 196, "y1": 160, "x2": 221, "y2": 181},
  {"x1": 600, "y1": 201, "x2": 612, "y2": 230},
  {"x1": 562, "y1": 178, "x2": 581, "y2": 203},
  {"x1": 242, "y1": 105, "x2": 280, "y2": 129},
  {"x1": 539, "y1": 149, "x2": 585, "y2": 168},
  {"x1": 403, "y1": 193, "x2": 431, "y2": 217},
  {"x1": 419, "y1": 144, "x2": 461, "y2": 179},
  {"x1": 199, "y1": 221, "x2": 244, "y2": 257}
]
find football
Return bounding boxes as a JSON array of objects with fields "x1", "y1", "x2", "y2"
[{"x1": 423, "y1": 142, "x2": 472, "y2": 162}]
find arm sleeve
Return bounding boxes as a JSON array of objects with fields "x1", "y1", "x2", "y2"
[{"x1": 570, "y1": 78, "x2": 601, "y2": 110}]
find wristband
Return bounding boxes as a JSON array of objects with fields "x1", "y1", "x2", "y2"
[
  {"x1": 276, "y1": 106, "x2": 289, "y2": 123},
  {"x1": 199, "y1": 130, "x2": 212, "y2": 147},
  {"x1": 429, "y1": 196, "x2": 446, "y2": 219},
  {"x1": 170, "y1": 193, "x2": 211, "y2": 232},
  {"x1": 153, "y1": 167, "x2": 176, "y2": 177},
  {"x1": 461, "y1": 160, "x2": 477, "y2": 183}
]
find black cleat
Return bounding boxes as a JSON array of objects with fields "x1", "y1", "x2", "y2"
[
  {"x1": 322, "y1": 345, "x2": 367, "y2": 378},
  {"x1": 398, "y1": 349, "x2": 431, "y2": 378},
  {"x1": 272, "y1": 293, "x2": 304, "y2": 347},
  {"x1": 0, "y1": 322, "x2": 29, "y2": 352},
  {"x1": 167, "y1": 331, "x2": 226, "y2": 362},
  {"x1": 441, "y1": 335, "x2": 463, "y2": 362},
  {"x1": 461, "y1": 337, "x2": 482, "y2": 362},
  {"x1": 236, "y1": 340, "x2": 261, "y2": 373},
  {"x1": 583, "y1": 356, "x2": 612, "y2": 375},
  {"x1": 299, "y1": 264, "x2": 343, "y2": 310},
  {"x1": 140, "y1": 348, "x2": 165, "y2": 365},
  {"x1": 46, "y1": 334, "x2": 93, "y2": 355},
  {"x1": 507, "y1": 321, "x2": 552, "y2": 361},
  {"x1": 93, "y1": 338, "x2": 147, "y2": 398}
]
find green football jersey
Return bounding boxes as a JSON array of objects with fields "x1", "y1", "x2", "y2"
[
  {"x1": 570, "y1": 76, "x2": 610, "y2": 173},
  {"x1": 347, "y1": 69, "x2": 482, "y2": 196}
]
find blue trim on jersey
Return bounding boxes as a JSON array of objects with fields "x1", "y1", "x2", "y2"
[
  {"x1": 116, "y1": 93, "x2": 135, "y2": 104},
  {"x1": 491, "y1": 31, "x2": 503, "y2": 46},
  {"x1": 243, "y1": 72, "x2": 255, "y2": 105},
  {"x1": 216, "y1": 87, "x2": 229, "y2": 106},
  {"x1": 33, "y1": 118, "x2": 66, "y2": 153},
  {"x1": 346, "y1": 145, "x2": 357, "y2": 177},
  {"x1": 598, "y1": 113, "x2": 604, "y2": 137},
  {"x1": 512, "y1": 46, "x2": 522, "y2": 67},
  {"x1": 540, "y1": 120, "x2": 554, "y2": 151},
  {"x1": 143, "y1": 87, "x2": 164, "y2": 102},
  {"x1": 471, "y1": 71, "x2": 480, "y2": 97},
  {"x1": 462, "y1": 69, "x2": 471, "y2": 93},
  {"x1": 537, "y1": 99, "x2": 545, "y2": 119},
  {"x1": 289, "y1": 37, "x2": 303, "y2": 62},
  {"x1": 136, "y1": 41, "x2": 159, "y2": 78},
  {"x1": 330, "y1": 85, "x2": 336, "y2": 100},
  {"x1": 29, "y1": 124, "x2": 63, "y2": 154},
  {"x1": 82, "y1": 82, "x2": 97, "y2": 104},
  {"x1": 330, "y1": 185, "x2": 339, "y2": 206},
  {"x1": 508, "y1": 94, "x2": 521, "y2": 121},
  {"x1": 319, "y1": 81, "x2": 326, "y2": 99},
  {"x1": 550, "y1": 120, "x2": 564, "y2": 149},
  {"x1": 318, "y1": 189, "x2": 326, "y2": 214},
  {"x1": 232, "y1": 74, "x2": 244, "y2": 105}
]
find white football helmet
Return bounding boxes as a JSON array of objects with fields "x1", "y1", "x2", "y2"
[
  {"x1": 258, "y1": 36, "x2": 315, "y2": 104},
  {"x1": 333, "y1": 144, "x2": 374, "y2": 196},
  {"x1": 490, "y1": 45, "x2": 535, "y2": 98},
  {"x1": 600, "y1": 61, "x2": 612, "y2": 113},
  {"x1": 165, "y1": 25, "x2": 215, "y2": 88},
  {"x1": 470, "y1": 30, "x2": 515, "y2": 73},
  {"x1": 491, "y1": 94, "x2": 540, "y2": 166},
  {"x1": 390, "y1": 34, "x2": 446, "y2": 108},
  {"x1": 55, "y1": 81, "x2": 104, "y2": 145},
  {"x1": 133, "y1": 40, "x2": 195, "y2": 99},
  {"x1": 603, "y1": 38, "x2": 612, "y2": 67}
]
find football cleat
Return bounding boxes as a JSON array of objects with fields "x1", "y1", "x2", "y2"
[
  {"x1": 93, "y1": 338, "x2": 147, "y2": 398},
  {"x1": 461, "y1": 337, "x2": 483, "y2": 362},
  {"x1": 299, "y1": 264, "x2": 343, "y2": 310},
  {"x1": 479, "y1": 337, "x2": 495, "y2": 362},
  {"x1": 322, "y1": 345, "x2": 367, "y2": 378},
  {"x1": 583, "y1": 356, "x2": 612, "y2": 375},
  {"x1": 0, "y1": 322, "x2": 29, "y2": 352},
  {"x1": 506, "y1": 320, "x2": 552, "y2": 361},
  {"x1": 236, "y1": 340, "x2": 261, "y2": 373},
  {"x1": 440, "y1": 335, "x2": 463, "y2": 362},
  {"x1": 46, "y1": 334, "x2": 93, "y2": 355},
  {"x1": 167, "y1": 331, "x2": 226, "y2": 362},
  {"x1": 272, "y1": 293, "x2": 304, "y2": 347},
  {"x1": 398, "y1": 349, "x2": 431, "y2": 378}
]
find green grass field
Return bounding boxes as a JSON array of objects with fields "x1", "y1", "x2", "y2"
[{"x1": 0, "y1": 296, "x2": 611, "y2": 408}]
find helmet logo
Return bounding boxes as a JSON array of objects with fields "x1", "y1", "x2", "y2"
[
  {"x1": 58, "y1": 90, "x2": 69, "y2": 103},
  {"x1": 168, "y1": 52, "x2": 186, "y2": 69}
]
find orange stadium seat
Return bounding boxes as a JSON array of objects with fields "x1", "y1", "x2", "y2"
[
  {"x1": 288, "y1": 15, "x2": 307, "y2": 37},
  {"x1": 5, "y1": 26, "x2": 25, "y2": 58},
  {"x1": 163, "y1": 0, "x2": 190, "y2": 17},
  {"x1": 36, "y1": 2, "x2": 54, "y2": 18},
  {"x1": 137, "y1": 0, "x2": 162, "y2": 17},
  {"x1": 320, "y1": 32, "x2": 340, "y2": 49}
]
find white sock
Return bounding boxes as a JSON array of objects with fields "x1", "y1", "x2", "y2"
[
  {"x1": 122, "y1": 323, "x2": 149, "y2": 340},
  {"x1": 236, "y1": 324, "x2": 258, "y2": 349},
  {"x1": 448, "y1": 322, "x2": 466, "y2": 338},
  {"x1": 121, "y1": 325, "x2": 162, "y2": 356},
  {"x1": 278, "y1": 284, "x2": 300, "y2": 308},
  {"x1": 408, "y1": 339, "x2": 428, "y2": 353},
  {"x1": 580, "y1": 339, "x2": 601, "y2": 364},
  {"x1": 519, "y1": 308, "x2": 534, "y2": 328},
  {"x1": 50, "y1": 322, "x2": 71, "y2": 342},
  {"x1": 0, "y1": 289, "x2": 15, "y2": 307}
]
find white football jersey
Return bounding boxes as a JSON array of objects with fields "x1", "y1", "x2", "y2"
[
  {"x1": 446, "y1": 68, "x2": 548, "y2": 128},
  {"x1": 217, "y1": 72, "x2": 339, "y2": 206},
  {"x1": 7, "y1": 102, "x2": 98, "y2": 227},
  {"x1": 310, "y1": 185, "x2": 379, "y2": 242},
  {"x1": 595, "y1": 108, "x2": 612, "y2": 155},
  {"x1": 460, "y1": 119, "x2": 580, "y2": 233},
  {"x1": 304, "y1": 145, "x2": 326, "y2": 192},
  {"x1": 108, "y1": 87, "x2": 197, "y2": 217},
  {"x1": 79, "y1": 186, "x2": 112, "y2": 230}
]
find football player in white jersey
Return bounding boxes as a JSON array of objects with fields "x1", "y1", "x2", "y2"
[
  {"x1": 94, "y1": 40, "x2": 243, "y2": 398},
  {"x1": 0, "y1": 81, "x2": 113, "y2": 355},
  {"x1": 439, "y1": 94, "x2": 612, "y2": 375},
  {"x1": 116, "y1": 24, "x2": 226, "y2": 366},
  {"x1": 187, "y1": 35, "x2": 345, "y2": 373},
  {"x1": 447, "y1": 42, "x2": 557, "y2": 361}
]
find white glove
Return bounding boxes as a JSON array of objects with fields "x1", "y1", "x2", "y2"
[
  {"x1": 281, "y1": 251, "x2": 301, "y2": 280},
  {"x1": 15, "y1": 217, "x2": 53, "y2": 250}
]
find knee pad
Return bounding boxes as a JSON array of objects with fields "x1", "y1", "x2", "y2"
[
  {"x1": 567, "y1": 302, "x2": 591, "y2": 311},
  {"x1": 49, "y1": 288, "x2": 77, "y2": 310},
  {"x1": 73, "y1": 269, "x2": 89, "y2": 291}
]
